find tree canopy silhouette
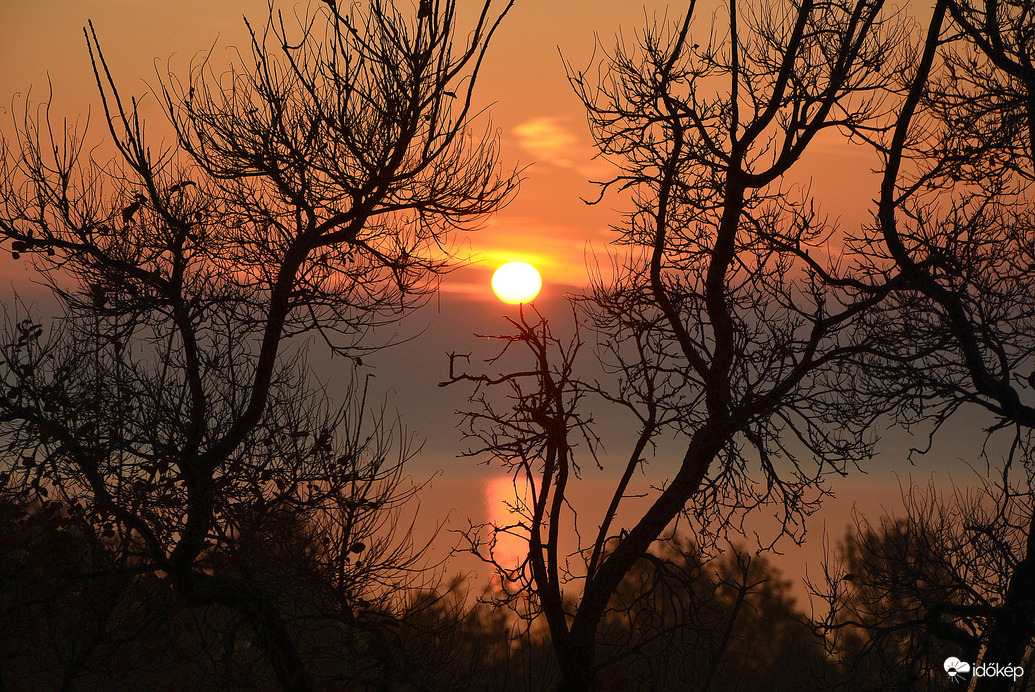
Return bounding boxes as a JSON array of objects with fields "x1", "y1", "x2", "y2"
[
  {"x1": 444, "y1": 0, "x2": 912, "y2": 687},
  {"x1": 838, "y1": 0, "x2": 1035, "y2": 686}
]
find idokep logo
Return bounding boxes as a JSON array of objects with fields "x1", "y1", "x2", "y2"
[
  {"x1": 943, "y1": 657, "x2": 970, "y2": 681},
  {"x1": 943, "y1": 657, "x2": 1024, "y2": 683}
]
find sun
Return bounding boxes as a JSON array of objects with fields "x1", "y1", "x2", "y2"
[{"x1": 491, "y1": 261, "x2": 542, "y2": 304}]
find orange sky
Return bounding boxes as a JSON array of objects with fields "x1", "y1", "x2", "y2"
[{"x1": 0, "y1": 0, "x2": 880, "y2": 299}]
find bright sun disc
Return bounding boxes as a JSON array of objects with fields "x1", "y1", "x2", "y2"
[{"x1": 491, "y1": 261, "x2": 542, "y2": 304}]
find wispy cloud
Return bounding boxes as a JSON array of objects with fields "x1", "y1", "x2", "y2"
[
  {"x1": 475, "y1": 217, "x2": 609, "y2": 274},
  {"x1": 513, "y1": 117, "x2": 579, "y2": 168},
  {"x1": 511, "y1": 117, "x2": 613, "y2": 179}
]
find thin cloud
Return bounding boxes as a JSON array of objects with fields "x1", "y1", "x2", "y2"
[
  {"x1": 512, "y1": 117, "x2": 613, "y2": 179},
  {"x1": 474, "y1": 217, "x2": 609, "y2": 277},
  {"x1": 513, "y1": 117, "x2": 579, "y2": 167}
]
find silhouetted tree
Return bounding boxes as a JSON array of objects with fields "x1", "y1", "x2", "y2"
[
  {"x1": 444, "y1": 0, "x2": 908, "y2": 687},
  {"x1": 811, "y1": 480, "x2": 1035, "y2": 691},
  {"x1": 0, "y1": 1, "x2": 516, "y2": 689},
  {"x1": 594, "y1": 536, "x2": 833, "y2": 691},
  {"x1": 942, "y1": 0, "x2": 1035, "y2": 168},
  {"x1": 838, "y1": 0, "x2": 1035, "y2": 685}
]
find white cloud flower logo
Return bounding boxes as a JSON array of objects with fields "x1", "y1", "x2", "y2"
[{"x1": 944, "y1": 657, "x2": 971, "y2": 679}]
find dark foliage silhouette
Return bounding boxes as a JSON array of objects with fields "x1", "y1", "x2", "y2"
[
  {"x1": 811, "y1": 480, "x2": 1035, "y2": 691},
  {"x1": 592, "y1": 536, "x2": 834, "y2": 691}
]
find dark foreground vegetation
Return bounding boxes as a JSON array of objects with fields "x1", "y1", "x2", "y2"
[{"x1": 0, "y1": 491, "x2": 986, "y2": 691}]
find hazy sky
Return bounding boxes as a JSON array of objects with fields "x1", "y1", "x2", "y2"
[{"x1": 0, "y1": 0, "x2": 989, "y2": 591}]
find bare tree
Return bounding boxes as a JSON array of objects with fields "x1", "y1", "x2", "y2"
[
  {"x1": 810, "y1": 480, "x2": 1035, "y2": 692},
  {"x1": 941, "y1": 0, "x2": 1035, "y2": 168},
  {"x1": 443, "y1": 0, "x2": 910, "y2": 686},
  {"x1": 840, "y1": 0, "x2": 1035, "y2": 685},
  {"x1": 592, "y1": 535, "x2": 833, "y2": 691},
  {"x1": 0, "y1": 1, "x2": 516, "y2": 689}
]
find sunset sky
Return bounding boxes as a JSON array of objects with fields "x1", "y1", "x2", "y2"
[{"x1": 0, "y1": 0, "x2": 992, "y2": 591}]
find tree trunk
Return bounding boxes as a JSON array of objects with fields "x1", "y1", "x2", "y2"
[
  {"x1": 176, "y1": 570, "x2": 315, "y2": 692},
  {"x1": 972, "y1": 567, "x2": 1035, "y2": 692},
  {"x1": 553, "y1": 428, "x2": 726, "y2": 692},
  {"x1": 555, "y1": 634, "x2": 598, "y2": 692},
  {"x1": 973, "y1": 515, "x2": 1035, "y2": 692}
]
